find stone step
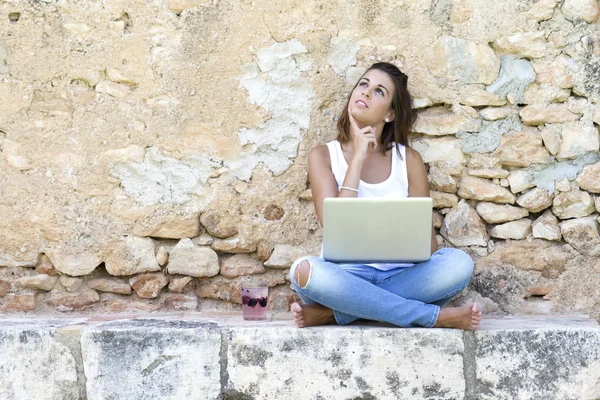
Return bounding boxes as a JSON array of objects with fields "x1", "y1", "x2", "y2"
[{"x1": 0, "y1": 313, "x2": 598, "y2": 400}]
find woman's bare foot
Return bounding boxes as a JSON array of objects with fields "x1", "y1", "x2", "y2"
[
  {"x1": 433, "y1": 303, "x2": 482, "y2": 330},
  {"x1": 290, "y1": 302, "x2": 337, "y2": 328}
]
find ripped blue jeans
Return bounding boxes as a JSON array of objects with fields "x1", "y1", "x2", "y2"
[{"x1": 289, "y1": 247, "x2": 474, "y2": 328}]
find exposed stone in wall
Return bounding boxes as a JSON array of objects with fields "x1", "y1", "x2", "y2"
[
  {"x1": 0, "y1": 0, "x2": 599, "y2": 321},
  {"x1": 231, "y1": 39, "x2": 314, "y2": 181}
]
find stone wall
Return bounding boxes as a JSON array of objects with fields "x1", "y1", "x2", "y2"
[{"x1": 0, "y1": 0, "x2": 598, "y2": 321}]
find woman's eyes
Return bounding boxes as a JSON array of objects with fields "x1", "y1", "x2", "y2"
[{"x1": 359, "y1": 81, "x2": 384, "y2": 96}]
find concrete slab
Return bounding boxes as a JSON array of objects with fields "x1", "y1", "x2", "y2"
[
  {"x1": 0, "y1": 313, "x2": 597, "y2": 400},
  {"x1": 0, "y1": 318, "x2": 86, "y2": 400},
  {"x1": 224, "y1": 325, "x2": 465, "y2": 399},
  {"x1": 81, "y1": 319, "x2": 222, "y2": 400},
  {"x1": 468, "y1": 316, "x2": 600, "y2": 400}
]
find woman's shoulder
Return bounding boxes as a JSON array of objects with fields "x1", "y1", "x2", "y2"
[
  {"x1": 404, "y1": 145, "x2": 423, "y2": 164},
  {"x1": 308, "y1": 144, "x2": 332, "y2": 166}
]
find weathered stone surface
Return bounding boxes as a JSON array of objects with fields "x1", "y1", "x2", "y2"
[
  {"x1": 476, "y1": 202, "x2": 529, "y2": 224},
  {"x1": 256, "y1": 240, "x2": 272, "y2": 262},
  {"x1": 507, "y1": 169, "x2": 535, "y2": 193},
  {"x1": 562, "y1": 0, "x2": 600, "y2": 23},
  {"x1": 36, "y1": 254, "x2": 57, "y2": 276},
  {"x1": 594, "y1": 107, "x2": 600, "y2": 125},
  {"x1": 532, "y1": 210, "x2": 562, "y2": 241},
  {"x1": 168, "y1": 276, "x2": 193, "y2": 293},
  {"x1": 476, "y1": 239, "x2": 572, "y2": 277},
  {"x1": 491, "y1": 128, "x2": 552, "y2": 167},
  {"x1": 468, "y1": 169, "x2": 509, "y2": 179},
  {"x1": 520, "y1": 104, "x2": 580, "y2": 125},
  {"x1": 195, "y1": 269, "x2": 287, "y2": 304},
  {"x1": 532, "y1": 55, "x2": 577, "y2": 89},
  {"x1": 479, "y1": 107, "x2": 512, "y2": 121},
  {"x1": 0, "y1": 280, "x2": 10, "y2": 297},
  {"x1": 555, "y1": 178, "x2": 572, "y2": 192},
  {"x1": 0, "y1": 320, "x2": 80, "y2": 399},
  {"x1": 575, "y1": 161, "x2": 600, "y2": 192},
  {"x1": 428, "y1": 164, "x2": 458, "y2": 193},
  {"x1": 220, "y1": 254, "x2": 265, "y2": 279},
  {"x1": 59, "y1": 276, "x2": 83, "y2": 292},
  {"x1": 46, "y1": 287, "x2": 100, "y2": 311},
  {"x1": 0, "y1": 293, "x2": 38, "y2": 311},
  {"x1": 191, "y1": 233, "x2": 214, "y2": 246},
  {"x1": 129, "y1": 274, "x2": 168, "y2": 299},
  {"x1": 540, "y1": 124, "x2": 560, "y2": 155},
  {"x1": 299, "y1": 189, "x2": 312, "y2": 201},
  {"x1": 413, "y1": 105, "x2": 479, "y2": 136},
  {"x1": 135, "y1": 214, "x2": 200, "y2": 239},
  {"x1": 211, "y1": 237, "x2": 257, "y2": 253},
  {"x1": 226, "y1": 327, "x2": 465, "y2": 399},
  {"x1": 200, "y1": 212, "x2": 238, "y2": 239},
  {"x1": 516, "y1": 187, "x2": 553, "y2": 213},
  {"x1": 522, "y1": 0, "x2": 560, "y2": 21},
  {"x1": 441, "y1": 200, "x2": 489, "y2": 247},
  {"x1": 552, "y1": 191, "x2": 595, "y2": 219},
  {"x1": 95, "y1": 81, "x2": 131, "y2": 98},
  {"x1": 87, "y1": 278, "x2": 132, "y2": 295},
  {"x1": 492, "y1": 31, "x2": 548, "y2": 58},
  {"x1": 263, "y1": 204, "x2": 285, "y2": 221},
  {"x1": 487, "y1": 55, "x2": 536, "y2": 104},
  {"x1": 540, "y1": 123, "x2": 600, "y2": 160},
  {"x1": 432, "y1": 211, "x2": 443, "y2": 229},
  {"x1": 81, "y1": 320, "x2": 221, "y2": 400},
  {"x1": 522, "y1": 83, "x2": 570, "y2": 104},
  {"x1": 549, "y1": 259, "x2": 600, "y2": 322},
  {"x1": 458, "y1": 176, "x2": 516, "y2": 204},
  {"x1": 412, "y1": 136, "x2": 466, "y2": 166},
  {"x1": 161, "y1": 293, "x2": 198, "y2": 310},
  {"x1": 473, "y1": 327, "x2": 600, "y2": 399},
  {"x1": 156, "y1": 246, "x2": 168, "y2": 267},
  {"x1": 567, "y1": 97, "x2": 587, "y2": 115},
  {"x1": 560, "y1": 216, "x2": 600, "y2": 256},
  {"x1": 461, "y1": 90, "x2": 506, "y2": 107},
  {"x1": 426, "y1": 35, "x2": 499, "y2": 84},
  {"x1": 167, "y1": 238, "x2": 219, "y2": 278},
  {"x1": 15, "y1": 274, "x2": 57, "y2": 291},
  {"x1": 489, "y1": 218, "x2": 532, "y2": 240},
  {"x1": 104, "y1": 236, "x2": 160, "y2": 276},
  {"x1": 431, "y1": 191, "x2": 458, "y2": 209},
  {"x1": 45, "y1": 250, "x2": 102, "y2": 277},
  {"x1": 264, "y1": 244, "x2": 311, "y2": 269}
]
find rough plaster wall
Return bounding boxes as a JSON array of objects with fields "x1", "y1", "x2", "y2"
[{"x1": 0, "y1": 0, "x2": 599, "y2": 320}]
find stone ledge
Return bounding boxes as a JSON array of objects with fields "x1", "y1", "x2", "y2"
[{"x1": 0, "y1": 313, "x2": 598, "y2": 400}]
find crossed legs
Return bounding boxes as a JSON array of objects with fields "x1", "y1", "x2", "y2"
[{"x1": 289, "y1": 248, "x2": 482, "y2": 329}]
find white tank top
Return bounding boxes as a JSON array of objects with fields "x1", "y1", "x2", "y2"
[
  {"x1": 324, "y1": 140, "x2": 413, "y2": 271},
  {"x1": 326, "y1": 140, "x2": 409, "y2": 198}
]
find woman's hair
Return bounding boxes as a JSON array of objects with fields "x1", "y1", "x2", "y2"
[{"x1": 336, "y1": 62, "x2": 416, "y2": 153}]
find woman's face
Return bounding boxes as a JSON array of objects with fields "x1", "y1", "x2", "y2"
[{"x1": 348, "y1": 69, "x2": 395, "y2": 126}]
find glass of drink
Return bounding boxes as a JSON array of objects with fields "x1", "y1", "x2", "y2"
[{"x1": 241, "y1": 279, "x2": 268, "y2": 320}]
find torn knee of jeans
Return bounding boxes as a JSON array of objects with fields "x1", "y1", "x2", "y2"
[{"x1": 294, "y1": 260, "x2": 312, "y2": 289}]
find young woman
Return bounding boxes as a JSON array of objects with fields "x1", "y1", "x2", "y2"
[{"x1": 289, "y1": 62, "x2": 482, "y2": 329}]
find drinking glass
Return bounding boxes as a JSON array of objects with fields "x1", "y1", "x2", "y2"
[{"x1": 241, "y1": 279, "x2": 268, "y2": 320}]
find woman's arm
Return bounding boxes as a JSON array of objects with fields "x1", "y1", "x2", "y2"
[
  {"x1": 309, "y1": 110, "x2": 377, "y2": 226},
  {"x1": 308, "y1": 145, "x2": 362, "y2": 227},
  {"x1": 406, "y1": 147, "x2": 439, "y2": 255}
]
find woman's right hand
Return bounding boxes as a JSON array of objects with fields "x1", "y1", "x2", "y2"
[{"x1": 348, "y1": 106, "x2": 377, "y2": 163}]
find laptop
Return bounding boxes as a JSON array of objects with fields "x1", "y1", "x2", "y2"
[{"x1": 322, "y1": 197, "x2": 433, "y2": 263}]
